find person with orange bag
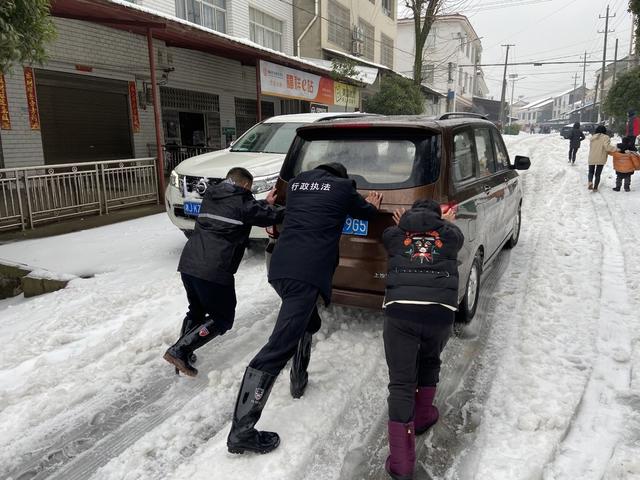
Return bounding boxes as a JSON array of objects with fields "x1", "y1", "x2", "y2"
[{"x1": 609, "y1": 136, "x2": 640, "y2": 192}]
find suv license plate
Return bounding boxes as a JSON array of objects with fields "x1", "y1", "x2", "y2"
[
  {"x1": 183, "y1": 202, "x2": 201, "y2": 217},
  {"x1": 343, "y1": 216, "x2": 368, "y2": 236}
]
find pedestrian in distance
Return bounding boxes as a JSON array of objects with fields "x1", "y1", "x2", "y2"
[
  {"x1": 609, "y1": 136, "x2": 640, "y2": 192},
  {"x1": 587, "y1": 125, "x2": 617, "y2": 192},
  {"x1": 568, "y1": 122, "x2": 585, "y2": 165},
  {"x1": 163, "y1": 167, "x2": 284, "y2": 377},
  {"x1": 626, "y1": 110, "x2": 639, "y2": 144},
  {"x1": 226, "y1": 162, "x2": 383, "y2": 455},
  {"x1": 381, "y1": 199, "x2": 464, "y2": 480}
]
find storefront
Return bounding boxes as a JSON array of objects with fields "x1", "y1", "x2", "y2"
[{"x1": 258, "y1": 60, "x2": 361, "y2": 116}]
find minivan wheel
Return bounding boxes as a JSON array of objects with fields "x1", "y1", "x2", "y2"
[
  {"x1": 505, "y1": 207, "x2": 521, "y2": 249},
  {"x1": 456, "y1": 253, "x2": 482, "y2": 324}
]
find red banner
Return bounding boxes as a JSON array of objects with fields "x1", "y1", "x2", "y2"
[
  {"x1": 0, "y1": 74, "x2": 11, "y2": 130},
  {"x1": 129, "y1": 81, "x2": 140, "y2": 133},
  {"x1": 23, "y1": 67, "x2": 40, "y2": 130}
]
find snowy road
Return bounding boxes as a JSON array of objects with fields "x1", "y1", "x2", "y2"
[{"x1": 1, "y1": 134, "x2": 640, "y2": 480}]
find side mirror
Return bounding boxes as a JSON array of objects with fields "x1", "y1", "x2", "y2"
[{"x1": 512, "y1": 155, "x2": 531, "y2": 170}]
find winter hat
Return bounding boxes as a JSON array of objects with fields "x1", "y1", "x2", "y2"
[
  {"x1": 411, "y1": 198, "x2": 442, "y2": 217},
  {"x1": 622, "y1": 136, "x2": 638, "y2": 152},
  {"x1": 595, "y1": 125, "x2": 607, "y2": 134},
  {"x1": 315, "y1": 162, "x2": 348, "y2": 179}
]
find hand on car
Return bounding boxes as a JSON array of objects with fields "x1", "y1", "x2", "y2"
[
  {"x1": 392, "y1": 208, "x2": 406, "y2": 225},
  {"x1": 365, "y1": 191, "x2": 383, "y2": 209},
  {"x1": 266, "y1": 187, "x2": 277, "y2": 206}
]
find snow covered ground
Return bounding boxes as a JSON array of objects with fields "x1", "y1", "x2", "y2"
[{"x1": 1, "y1": 133, "x2": 639, "y2": 480}]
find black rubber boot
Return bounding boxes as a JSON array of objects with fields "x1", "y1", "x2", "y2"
[
  {"x1": 227, "y1": 367, "x2": 280, "y2": 454},
  {"x1": 163, "y1": 321, "x2": 219, "y2": 377},
  {"x1": 290, "y1": 332, "x2": 313, "y2": 398},
  {"x1": 174, "y1": 316, "x2": 200, "y2": 374}
]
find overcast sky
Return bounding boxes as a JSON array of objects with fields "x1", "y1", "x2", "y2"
[{"x1": 403, "y1": 0, "x2": 635, "y2": 102}]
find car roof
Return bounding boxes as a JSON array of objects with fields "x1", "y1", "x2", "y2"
[
  {"x1": 295, "y1": 114, "x2": 497, "y2": 132},
  {"x1": 262, "y1": 112, "x2": 373, "y2": 124}
]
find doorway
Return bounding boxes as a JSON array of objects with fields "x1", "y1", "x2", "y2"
[{"x1": 179, "y1": 112, "x2": 206, "y2": 147}]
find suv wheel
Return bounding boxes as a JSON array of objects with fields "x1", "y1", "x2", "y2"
[
  {"x1": 504, "y1": 207, "x2": 521, "y2": 249},
  {"x1": 456, "y1": 252, "x2": 482, "y2": 323}
]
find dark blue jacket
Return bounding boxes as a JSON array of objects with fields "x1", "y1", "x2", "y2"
[
  {"x1": 268, "y1": 169, "x2": 378, "y2": 304},
  {"x1": 383, "y1": 201, "x2": 464, "y2": 310},
  {"x1": 178, "y1": 181, "x2": 284, "y2": 285}
]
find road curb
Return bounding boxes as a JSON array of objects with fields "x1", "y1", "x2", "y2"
[{"x1": 0, "y1": 260, "x2": 73, "y2": 299}]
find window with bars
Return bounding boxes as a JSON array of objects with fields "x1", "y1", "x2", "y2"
[
  {"x1": 381, "y1": 33, "x2": 394, "y2": 68},
  {"x1": 249, "y1": 8, "x2": 284, "y2": 52},
  {"x1": 381, "y1": 0, "x2": 393, "y2": 18},
  {"x1": 328, "y1": 0, "x2": 351, "y2": 50},
  {"x1": 358, "y1": 19, "x2": 374, "y2": 61},
  {"x1": 175, "y1": 0, "x2": 226, "y2": 33},
  {"x1": 160, "y1": 87, "x2": 220, "y2": 112}
]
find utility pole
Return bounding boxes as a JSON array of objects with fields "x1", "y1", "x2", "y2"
[
  {"x1": 509, "y1": 74, "x2": 524, "y2": 127},
  {"x1": 447, "y1": 62, "x2": 454, "y2": 113},
  {"x1": 593, "y1": 74, "x2": 600, "y2": 123},
  {"x1": 612, "y1": 37, "x2": 619, "y2": 87},
  {"x1": 499, "y1": 44, "x2": 515, "y2": 132},
  {"x1": 631, "y1": 14, "x2": 639, "y2": 68},
  {"x1": 598, "y1": 4, "x2": 615, "y2": 122},
  {"x1": 580, "y1": 51, "x2": 590, "y2": 122}
]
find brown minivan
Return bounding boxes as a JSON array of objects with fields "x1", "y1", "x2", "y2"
[{"x1": 266, "y1": 113, "x2": 530, "y2": 322}]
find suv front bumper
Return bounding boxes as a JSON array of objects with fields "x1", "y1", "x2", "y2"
[{"x1": 165, "y1": 185, "x2": 268, "y2": 238}]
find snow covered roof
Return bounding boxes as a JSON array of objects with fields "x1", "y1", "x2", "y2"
[
  {"x1": 522, "y1": 97, "x2": 554, "y2": 110},
  {"x1": 301, "y1": 57, "x2": 379, "y2": 85}
]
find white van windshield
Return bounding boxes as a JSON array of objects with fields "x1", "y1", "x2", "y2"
[{"x1": 231, "y1": 122, "x2": 304, "y2": 154}]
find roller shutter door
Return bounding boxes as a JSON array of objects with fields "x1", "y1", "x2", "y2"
[{"x1": 35, "y1": 70, "x2": 133, "y2": 164}]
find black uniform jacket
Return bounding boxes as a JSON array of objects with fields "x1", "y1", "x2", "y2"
[
  {"x1": 268, "y1": 169, "x2": 378, "y2": 305},
  {"x1": 178, "y1": 181, "x2": 284, "y2": 285},
  {"x1": 383, "y1": 201, "x2": 464, "y2": 310}
]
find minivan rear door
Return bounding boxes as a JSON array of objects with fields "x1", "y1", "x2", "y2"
[{"x1": 282, "y1": 125, "x2": 442, "y2": 296}]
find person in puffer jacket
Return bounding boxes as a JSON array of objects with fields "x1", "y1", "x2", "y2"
[
  {"x1": 587, "y1": 125, "x2": 616, "y2": 191},
  {"x1": 381, "y1": 199, "x2": 464, "y2": 480},
  {"x1": 609, "y1": 136, "x2": 640, "y2": 192}
]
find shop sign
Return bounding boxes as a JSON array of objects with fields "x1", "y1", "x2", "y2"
[
  {"x1": 0, "y1": 74, "x2": 11, "y2": 130},
  {"x1": 310, "y1": 103, "x2": 329, "y2": 113},
  {"x1": 259, "y1": 60, "x2": 334, "y2": 105},
  {"x1": 334, "y1": 82, "x2": 360, "y2": 109},
  {"x1": 129, "y1": 81, "x2": 141, "y2": 133},
  {"x1": 23, "y1": 67, "x2": 40, "y2": 130},
  {"x1": 222, "y1": 127, "x2": 236, "y2": 136}
]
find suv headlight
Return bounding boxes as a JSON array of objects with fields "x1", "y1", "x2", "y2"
[
  {"x1": 170, "y1": 170, "x2": 180, "y2": 189},
  {"x1": 252, "y1": 173, "x2": 279, "y2": 194}
]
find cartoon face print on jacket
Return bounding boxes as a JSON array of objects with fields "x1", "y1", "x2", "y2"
[{"x1": 402, "y1": 231, "x2": 444, "y2": 264}]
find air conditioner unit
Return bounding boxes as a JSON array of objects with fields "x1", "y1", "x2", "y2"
[{"x1": 352, "y1": 40, "x2": 363, "y2": 56}]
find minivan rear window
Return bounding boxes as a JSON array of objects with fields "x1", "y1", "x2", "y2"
[{"x1": 283, "y1": 129, "x2": 440, "y2": 189}]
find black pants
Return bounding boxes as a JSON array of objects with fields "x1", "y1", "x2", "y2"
[
  {"x1": 383, "y1": 305, "x2": 454, "y2": 423},
  {"x1": 615, "y1": 172, "x2": 633, "y2": 189},
  {"x1": 588, "y1": 164, "x2": 604, "y2": 188},
  {"x1": 181, "y1": 273, "x2": 237, "y2": 335},
  {"x1": 249, "y1": 279, "x2": 321, "y2": 376},
  {"x1": 568, "y1": 145, "x2": 579, "y2": 163}
]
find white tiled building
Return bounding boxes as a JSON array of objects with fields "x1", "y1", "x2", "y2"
[{"x1": 395, "y1": 14, "x2": 489, "y2": 114}]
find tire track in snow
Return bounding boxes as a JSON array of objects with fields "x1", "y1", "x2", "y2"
[
  {"x1": 5, "y1": 255, "x2": 282, "y2": 480},
  {"x1": 541, "y1": 191, "x2": 635, "y2": 479}
]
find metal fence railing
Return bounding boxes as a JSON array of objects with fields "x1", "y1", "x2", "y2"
[
  {"x1": 0, "y1": 158, "x2": 158, "y2": 231},
  {"x1": 162, "y1": 146, "x2": 217, "y2": 174}
]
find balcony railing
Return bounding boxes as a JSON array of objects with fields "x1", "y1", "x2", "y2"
[{"x1": 0, "y1": 158, "x2": 158, "y2": 231}]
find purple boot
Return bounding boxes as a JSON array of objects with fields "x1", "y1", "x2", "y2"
[
  {"x1": 385, "y1": 421, "x2": 415, "y2": 480},
  {"x1": 414, "y1": 386, "x2": 439, "y2": 435}
]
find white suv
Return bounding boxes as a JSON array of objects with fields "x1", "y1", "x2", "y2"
[{"x1": 165, "y1": 112, "x2": 368, "y2": 238}]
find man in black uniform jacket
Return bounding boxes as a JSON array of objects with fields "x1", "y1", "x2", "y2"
[
  {"x1": 226, "y1": 162, "x2": 383, "y2": 455},
  {"x1": 163, "y1": 167, "x2": 284, "y2": 377}
]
